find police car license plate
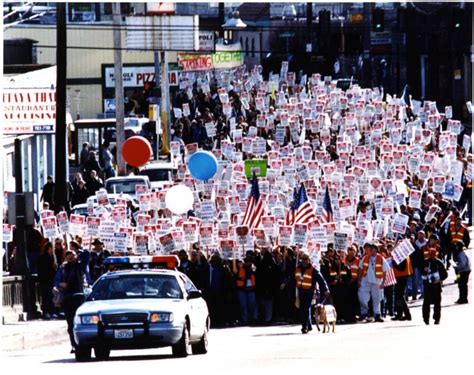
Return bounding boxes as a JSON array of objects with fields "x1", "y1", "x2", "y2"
[{"x1": 114, "y1": 329, "x2": 133, "y2": 339}]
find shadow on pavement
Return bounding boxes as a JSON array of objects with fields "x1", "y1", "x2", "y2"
[
  {"x1": 252, "y1": 332, "x2": 303, "y2": 337},
  {"x1": 43, "y1": 354, "x2": 175, "y2": 364}
]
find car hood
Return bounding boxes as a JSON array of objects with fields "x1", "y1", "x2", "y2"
[{"x1": 76, "y1": 298, "x2": 184, "y2": 315}]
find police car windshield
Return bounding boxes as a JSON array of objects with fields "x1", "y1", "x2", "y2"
[{"x1": 88, "y1": 274, "x2": 183, "y2": 300}]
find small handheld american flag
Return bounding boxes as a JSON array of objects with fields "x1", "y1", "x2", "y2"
[{"x1": 241, "y1": 172, "x2": 264, "y2": 229}]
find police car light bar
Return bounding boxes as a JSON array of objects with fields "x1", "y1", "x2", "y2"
[{"x1": 104, "y1": 255, "x2": 180, "y2": 270}]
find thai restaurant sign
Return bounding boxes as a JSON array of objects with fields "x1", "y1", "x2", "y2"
[{"x1": 3, "y1": 88, "x2": 56, "y2": 134}]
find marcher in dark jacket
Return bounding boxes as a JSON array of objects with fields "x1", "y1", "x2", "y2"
[
  {"x1": 255, "y1": 251, "x2": 280, "y2": 324},
  {"x1": 55, "y1": 250, "x2": 86, "y2": 352},
  {"x1": 453, "y1": 242, "x2": 471, "y2": 304},
  {"x1": 421, "y1": 248, "x2": 448, "y2": 325},
  {"x1": 37, "y1": 241, "x2": 57, "y2": 319},
  {"x1": 40, "y1": 175, "x2": 55, "y2": 210}
]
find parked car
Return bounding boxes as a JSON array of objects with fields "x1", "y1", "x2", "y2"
[
  {"x1": 104, "y1": 176, "x2": 151, "y2": 198},
  {"x1": 71, "y1": 194, "x2": 137, "y2": 217},
  {"x1": 73, "y1": 256, "x2": 209, "y2": 361},
  {"x1": 137, "y1": 162, "x2": 177, "y2": 191}
]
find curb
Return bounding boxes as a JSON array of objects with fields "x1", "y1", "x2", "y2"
[{"x1": 2, "y1": 323, "x2": 68, "y2": 352}]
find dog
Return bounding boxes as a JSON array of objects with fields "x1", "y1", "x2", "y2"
[{"x1": 314, "y1": 304, "x2": 337, "y2": 333}]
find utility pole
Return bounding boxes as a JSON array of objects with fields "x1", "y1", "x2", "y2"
[
  {"x1": 160, "y1": 51, "x2": 170, "y2": 155},
  {"x1": 113, "y1": 3, "x2": 126, "y2": 175},
  {"x1": 54, "y1": 2, "x2": 67, "y2": 213},
  {"x1": 306, "y1": 3, "x2": 313, "y2": 73}
]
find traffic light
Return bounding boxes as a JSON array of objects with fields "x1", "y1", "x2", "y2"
[{"x1": 372, "y1": 8, "x2": 384, "y2": 31}]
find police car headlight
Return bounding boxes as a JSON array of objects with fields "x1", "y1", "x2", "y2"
[
  {"x1": 80, "y1": 315, "x2": 100, "y2": 325},
  {"x1": 150, "y1": 313, "x2": 173, "y2": 323}
]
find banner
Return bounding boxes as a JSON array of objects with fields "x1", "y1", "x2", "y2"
[
  {"x1": 178, "y1": 50, "x2": 243, "y2": 72},
  {"x1": 3, "y1": 89, "x2": 56, "y2": 134}
]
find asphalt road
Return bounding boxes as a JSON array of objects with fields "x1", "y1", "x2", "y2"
[{"x1": 3, "y1": 273, "x2": 473, "y2": 375}]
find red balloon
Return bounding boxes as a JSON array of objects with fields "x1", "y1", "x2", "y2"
[{"x1": 121, "y1": 136, "x2": 152, "y2": 167}]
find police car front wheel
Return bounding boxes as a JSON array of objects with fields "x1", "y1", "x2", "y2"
[
  {"x1": 75, "y1": 346, "x2": 92, "y2": 362},
  {"x1": 172, "y1": 325, "x2": 192, "y2": 357},
  {"x1": 94, "y1": 346, "x2": 111, "y2": 360}
]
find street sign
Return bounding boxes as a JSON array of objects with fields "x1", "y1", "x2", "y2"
[
  {"x1": 279, "y1": 32, "x2": 295, "y2": 38},
  {"x1": 7, "y1": 193, "x2": 34, "y2": 225}
]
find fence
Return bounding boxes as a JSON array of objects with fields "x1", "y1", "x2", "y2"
[{"x1": 2, "y1": 274, "x2": 41, "y2": 323}]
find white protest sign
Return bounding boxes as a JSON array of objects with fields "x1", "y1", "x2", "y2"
[
  {"x1": 278, "y1": 225, "x2": 293, "y2": 246},
  {"x1": 183, "y1": 222, "x2": 198, "y2": 243},
  {"x1": 338, "y1": 197, "x2": 354, "y2": 219},
  {"x1": 432, "y1": 176, "x2": 446, "y2": 193},
  {"x1": 392, "y1": 239, "x2": 416, "y2": 265},
  {"x1": 69, "y1": 214, "x2": 86, "y2": 238},
  {"x1": 408, "y1": 190, "x2": 422, "y2": 209},
  {"x1": 334, "y1": 232, "x2": 348, "y2": 251},
  {"x1": 41, "y1": 216, "x2": 58, "y2": 239},
  {"x1": 293, "y1": 224, "x2": 307, "y2": 245},
  {"x1": 99, "y1": 220, "x2": 116, "y2": 250},
  {"x1": 199, "y1": 226, "x2": 214, "y2": 246},
  {"x1": 56, "y1": 211, "x2": 69, "y2": 233},
  {"x1": 391, "y1": 213, "x2": 409, "y2": 234},
  {"x1": 138, "y1": 193, "x2": 152, "y2": 212},
  {"x1": 86, "y1": 217, "x2": 101, "y2": 238},
  {"x1": 134, "y1": 233, "x2": 150, "y2": 254},
  {"x1": 136, "y1": 214, "x2": 151, "y2": 232},
  {"x1": 114, "y1": 232, "x2": 128, "y2": 254},
  {"x1": 261, "y1": 215, "x2": 276, "y2": 238}
]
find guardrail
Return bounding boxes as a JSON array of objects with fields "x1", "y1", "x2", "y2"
[{"x1": 2, "y1": 274, "x2": 41, "y2": 323}]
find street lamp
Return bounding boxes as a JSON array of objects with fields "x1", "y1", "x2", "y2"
[{"x1": 222, "y1": 10, "x2": 247, "y2": 44}]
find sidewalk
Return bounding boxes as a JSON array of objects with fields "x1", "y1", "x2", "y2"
[{"x1": 1, "y1": 319, "x2": 68, "y2": 352}]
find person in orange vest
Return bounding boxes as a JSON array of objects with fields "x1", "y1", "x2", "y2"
[
  {"x1": 233, "y1": 256, "x2": 258, "y2": 325},
  {"x1": 345, "y1": 245, "x2": 361, "y2": 323},
  {"x1": 445, "y1": 217, "x2": 470, "y2": 270},
  {"x1": 295, "y1": 253, "x2": 329, "y2": 334},
  {"x1": 422, "y1": 234, "x2": 441, "y2": 261},
  {"x1": 422, "y1": 248, "x2": 448, "y2": 324},
  {"x1": 357, "y1": 243, "x2": 390, "y2": 323},
  {"x1": 391, "y1": 256, "x2": 413, "y2": 321}
]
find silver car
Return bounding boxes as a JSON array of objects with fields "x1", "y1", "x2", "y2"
[{"x1": 73, "y1": 266, "x2": 209, "y2": 361}]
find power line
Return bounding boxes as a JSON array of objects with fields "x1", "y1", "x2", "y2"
[
  {"x1": 4, "y1": 21, "x2": 470, "y2": 33},
  {"x1": 33, "y1": 44, "x2": 471, "y2": 56}
]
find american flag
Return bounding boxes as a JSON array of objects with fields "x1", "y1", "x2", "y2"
[
  {"x1": 383, "y1": 268, "x2": 397, "y2": 287},
  {"x1": 241, "y1": 172, "x2": 264, "y2": 229},
  {"x1": 285, "y1": 184, "x2": 316, "y2": 225},
  {"x1": 285, "y1": 187, "x2": 300, "y2": 225},
  {"x1": 320, "y1": 185, "x2": 334, "y2": 223},
  {"x1": 382, "y1": 257, "x2": 398, "y2": 287}
]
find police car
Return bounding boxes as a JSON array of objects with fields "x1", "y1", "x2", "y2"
[{"x1": 73, "y1": 255, "x2": 209, "y2": 361}]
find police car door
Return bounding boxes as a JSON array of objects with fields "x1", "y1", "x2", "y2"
[{"x1": 180, "y1": 274, "x2": 206, "y2": 340}]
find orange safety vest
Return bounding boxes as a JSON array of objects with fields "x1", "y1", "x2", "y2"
[
  {"x1": 393, "y1": 256, "x2": 413, "y2": 278},
  {"x1": 346, "y1": 257, "x2": 360, "y2": 280},
  {"x1": 360, "y1": 254, "x2": 384, "y2": 279},
  {"x1": 450, "y1": 223, "x2": 466, "y2": 245},
  {"x1": 236, "y1": 267, "x2": 256, "y2": 288},
  {"x1": 423, "y1": 244, "x2": 440, "y2": 260},
  {"x1": 295, "y1": 266, "x2": 313, "y2": 290}
]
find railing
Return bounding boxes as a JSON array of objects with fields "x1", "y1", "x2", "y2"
[{"x1": 2, "y1": 274, "x2": 41, "y2": 323}]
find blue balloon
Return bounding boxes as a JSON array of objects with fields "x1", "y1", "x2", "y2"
[{"x1": 188, "y1": 151, "x2": 218, "y2": 181}]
